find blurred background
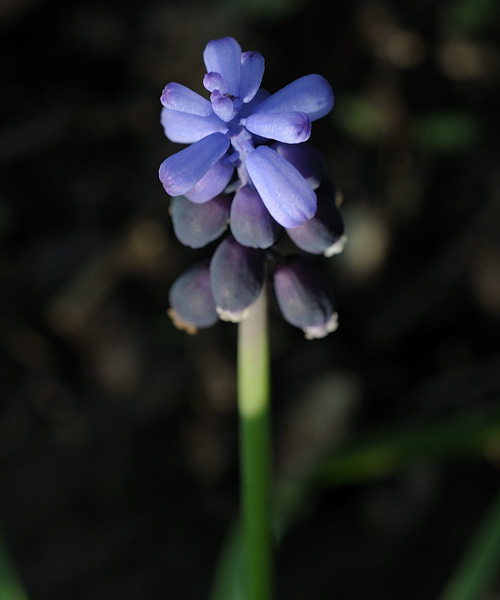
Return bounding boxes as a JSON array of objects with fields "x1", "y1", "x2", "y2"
[{"x1": 1, "y1": 0, "x2": 500, "y2": 598}]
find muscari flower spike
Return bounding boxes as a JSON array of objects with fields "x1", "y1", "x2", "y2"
[{"x1": 161, "y1": 37, "x2": 346, "y2": 338}]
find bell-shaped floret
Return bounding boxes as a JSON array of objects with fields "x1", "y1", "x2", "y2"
[
  {"x1": 245, "y1": 111, "x2": 311, "y2": 144},
  {"x1": 286, "y1": 191, "x2": 346, "y2": 256},
  {"x1": 210, "y1": 235, "x2": 265, "y2": 322},
  {"x1": 253, "y1": 74, "x2": 334, "y2": 122},
  {"x1": 246, "y1": 146, "x2": 317, "y2": 228},
  {"x1": 230, "y1": 186, "x2": 280, "y2": 249},
  {"x1": 271, "y1": 142, "x2": 323, "y2": 189},
  {"x1": 171, "y1": 195, "x2": 230, "y2": 248},
  {"x1": 240, "y1": 51, "x2": 265, "y2": 103},
  {"x1": 160, "y1": 83, "x2": 213, "y2": 116},
  {"x1": 161, "y1": 107, "x2": 227, "y2": 144},
  {"x1": 159, "y1": 132, "x2": 230, "y2": 196},
  {"x1": 184, "y1": 157, "x2": 234, "y2": 203},
  {"x1": 273, "y1": 255, "x2": 338, "y2": 339},
  {"x1": 203, "y1": 37, "x2": 242, "y2": 97},
  {"x1": 168, "y1": 260, "x2": 219, "y2": 333}
]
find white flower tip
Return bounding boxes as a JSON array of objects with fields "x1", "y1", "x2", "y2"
[
  {"x1": 324, "y1": 235, "x2": 348, "y2": 257},
  {"x1": 304, "y1": 312, "x2": 339, "y2": 339},
  {"x1": 216, "y1": 306, "x2": 250, "y2": 322}
]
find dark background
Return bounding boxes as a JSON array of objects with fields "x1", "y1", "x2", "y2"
[{"x1": 1, "y1": 0, "x2": 500, "y2": 598}]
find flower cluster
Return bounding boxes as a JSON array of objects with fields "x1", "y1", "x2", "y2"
[{"x1": 160, "y1": 37, "x2": 346, "y2": 339}]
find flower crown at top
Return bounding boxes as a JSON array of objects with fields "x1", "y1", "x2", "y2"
[{"x1": 159, "y1": 37, "x2": 346, "y2": 338}]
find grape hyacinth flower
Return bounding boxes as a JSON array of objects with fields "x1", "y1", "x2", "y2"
[{"x1": 161, "y1": 37, "x2": 346, "y2": 338}]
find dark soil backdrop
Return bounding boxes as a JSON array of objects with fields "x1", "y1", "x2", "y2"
[{"x1": 1, "y1": 0, "x2": 500, "y2": 598}]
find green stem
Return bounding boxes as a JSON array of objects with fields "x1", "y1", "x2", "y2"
[
  {"x1": 439, "y1": 488, "x2": 500, "y2": 600},
  {"x1": 237, "y1": 287, "x2": 273, "y2": 600}
]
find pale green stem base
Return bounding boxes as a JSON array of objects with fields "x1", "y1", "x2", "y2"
[{"x1": 237, "y1": 287, "x2": 273, "y2": 600}]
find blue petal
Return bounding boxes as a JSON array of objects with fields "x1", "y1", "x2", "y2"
[
  {"x1": 168, "y1": 260, "x2": 219, "y2": 332},
  {"x1": 239, "y1": 51, "x2": 265, "y2": 103},
  {"x1": 210, "y1": 235, "x2": 265, "y2": 322},
  {"x1": 286, "y1": 191, "x2": 346, "y2": 256},
  {"x1": 160, "y1": 83, "x2": 212, "y2": 116},
  {"x1": 161, "y1": 107, "x2": 227, "y2": 144},
  {"x1": 229, "y1": 185, "x2": 281, "y2": 248},
  {"x1": 211, "y1": 90, "x2": 237, "y2": 122},
  {"x1": 273, "y1": 255, "x2": 338, "y2": 339},
  {"x1": 184, "y1": 157, "x2": 234, "y2": 203},
  {"x1": 245, "y1": 111, "x2": 311, "y2": 144},
  {"x1": 203, "y1": 37, "x2": 242, "y2": 97},
  {"x1": 271, "y1": 142, "x2": 324, "y2": 189},
  {"x1": 171, "y1": 195, "x2": 231, "y2": 248},
  {"x1": 253, "y1": 74, "x2": 334, "y2": 121},
  {"x1": 246, "y1": 146, "x2": 317, "y2": 228},
  {"x1": 203, "y1": 72, "x2": 228, "y2": 94},
  {"x1": 159, "y1": 132, "x2": 230, "y2": 196}
]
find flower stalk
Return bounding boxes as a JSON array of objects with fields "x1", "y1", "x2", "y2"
[{"x1": 237, "y1": 287, "x2": 273, "y2": 600}]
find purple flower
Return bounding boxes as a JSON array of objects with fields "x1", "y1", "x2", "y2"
[
  {"x1": 161, "y1": 37, "x2": 345, "y2": 338},
  {"x1": 210, "y1": 235, "x2": 265, "y2": 322},
  {"x1": 273, "y1": 255, "x2": 338, "y2": 339},
  {"x1": 230, "y1": 185, "x2": 281, "y2": 249},
  {"x1": 159, "y1": 36, "x2": 334, "y2": 228},
  {"x1": 286, "y1": 190, "x2": 347, "y2": 256},
  {"x1": 168, "y1": 261, "x2": 218, "y2": 334},
  {"x1": 170, "y1": 194, "x2": 231, "y2": 249}
]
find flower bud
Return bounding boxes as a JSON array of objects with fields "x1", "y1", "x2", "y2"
[
  {"x1": 273, "y1": 255, "x2": 338, "y2": 339},
  {"x1": 286, "y1": 191, "x2": 346, "y2": 256},
  {"x1": 239, "y1": 51, "x2": 265, "y2": 103},
  {"x1": 203, "y1": 37, "x2": 242, "y2": 97},
  {"x1": 160, "y1": 83, "x2": 212, "y2": 116},
  {"x1": 159, "y1": 132, "x2": 229, "y2": 196},
  {"x1": 230, "y1": 185, "x2": 281, "y2": 249},
  {"x1": 184, "y1": 157, "x2": 234, "y2": 204},
  {"x1": 246, "y1": 145, "x2": 317, "y2": 228},
  {"x1": 245, "y1": 111, "x2": 311, "y2": 144},
  {"x1": 168, "y1": 260, "x2": 218, "y2": 333},
  {"x1": 253, "y1": 74, "x2": 334, "y2": 121},
  {"x1": 171, "y1": 195, "x2": 230, "y2": 249},
  {"x1": 271, "y1": 142, "x2": 324, "y2": 190},
  {"x1": 210, "y1": 235, "x2": 265, "y2": 322}
]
